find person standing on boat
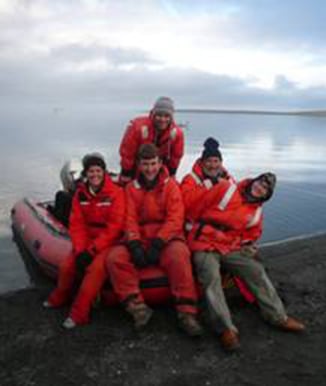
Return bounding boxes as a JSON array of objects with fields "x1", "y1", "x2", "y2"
[
  {"x1": 119, "y1": 96, "x2": 184, "y2": 185},
  {"x1": 43, "y1": 153, "x2": 125, "y2": 329},
  {"x1": 181, "y1": 151, "x2": 306, "y2": 351},
  {"x1": 106, "y1": 144, "x2": 202, "y2": 336}
]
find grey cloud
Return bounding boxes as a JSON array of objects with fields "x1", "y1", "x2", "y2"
[
  {"x1": 51, "y1": 43, "x2": 161, "y2": 66},
  {"x1": 273, "y1": 75, "x2": 297, "y2": 91},
  {"x1": 231, "y1": 0, "x2": 326, "y2": 51},
  {"x1": 192, "y1": 0, "x2": 326, "y2": 54},
  {"x1": 0, "y1": 54, "x2": 325, "y2": 111}
]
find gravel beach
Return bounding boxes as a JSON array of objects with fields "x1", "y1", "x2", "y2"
[{"x1": 1, "y1": 234, "x2": 325, "y2": 386}]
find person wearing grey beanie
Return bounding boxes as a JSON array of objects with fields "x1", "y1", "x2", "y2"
[
  {"x1": 152, "y1": 96, "x2": 175, "y2": 118},
  {"x1": 119, "y1": 96, "x2": 184, "y2": 185}
]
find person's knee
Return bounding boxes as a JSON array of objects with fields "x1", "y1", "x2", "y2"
[
  {"x1": 239, "y1": 260, "x2": 266, "y2": 283},
  {"x1": 106, "y1": 246, "x2": 130, "y2": 270},
  {"x1": 193, "y1": 252, "x2": 207, "y2": 270},
  {"x1": 193, "y1": 253, "x2": 218, "y2": 280},
  {"x1": 161, "y1": 241, "x2": 190, "y2": 263},
  {"x1": 59, "y1": 255, "x2": 75, "y2": 275},
  {"x1": 161, "y1": 252, "x2": 190, "y2": 271},
  {"x1": 249, "y1": 260, "x2": 265, "y2": 278},
  {"x1": 86, "y1": 259, "x2": 106, "y2": 279}
]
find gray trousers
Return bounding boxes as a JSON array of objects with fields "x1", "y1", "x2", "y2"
[{"x1": 193, "y1": 251, "x2": 287, "y2": 332}]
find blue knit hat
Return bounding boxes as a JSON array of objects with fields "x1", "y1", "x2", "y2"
[{"x1": 201, "y1": 137, "x2": 222, "y2": 160}]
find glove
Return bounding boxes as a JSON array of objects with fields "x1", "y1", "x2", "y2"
[
  {"x1": 121, "y1": 168, "x2": 134, "y2": 178},
  {"x1": 210, "y1": 176, "x2": 219, "y2": 185},
  {"x1": 128, "y1": 240, "x2": 148, "y2": 268},
  {"x1": 119, "y1": 174, "x2": 132, "y2": 187},
  {"x1": 75, "y1": 250, "x2": 93, "y2": 276},
  {"x1": 209, "y1": 170, "x2": 226, "y2": 185},
  {"x1": 147, "y1": 238, "x2": 165, "y2": 266},
  {"x1": 168, "y1": 167, "x2": 177, "y2": 176},
  {"x1": 119, "y1": 168, "x2": 134, "y2": 186}
]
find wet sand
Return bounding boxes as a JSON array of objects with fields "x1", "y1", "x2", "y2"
[{"x1": 1, "y1": 234, "x2": 325, "y2": 386}]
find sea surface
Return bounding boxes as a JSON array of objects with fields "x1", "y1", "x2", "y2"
[{"x1": 1, "y1": 103, "x2": 326, "y2": 293}]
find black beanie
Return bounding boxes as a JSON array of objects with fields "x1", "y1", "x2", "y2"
[
  {"x1": 82, "y1": 152, "x2": 106, "y2": 172},
  {"x1": 201, "y1": 137, "x2": 222, "y2": 160}
]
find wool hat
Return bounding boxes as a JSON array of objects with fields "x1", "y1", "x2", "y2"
[
  {"x1": 255, "y1": 172, "x2": 276, "y2": 200},
  {"x1": 257, "y1": 172, "x2": 277, "y2": 192},
  {"x1": 152, "y1": 96, "x2": 175, "y2": 117},
  {"x1": 82, "y1": 152, "x2": 106, "y2": 172},
  {"x1": 245, "y1": 172, "x2": 277, "y2": 203},
  {"x1": 201, "y1": 137, "x2": 222, "y2": 160}
]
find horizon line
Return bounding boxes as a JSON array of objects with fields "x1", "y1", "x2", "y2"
[{"x1": 175, "y1": 108, "x2": 326, "y2": 116}]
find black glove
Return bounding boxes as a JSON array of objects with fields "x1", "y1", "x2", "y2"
[
  {"x1": 121, "y1": 168, "x2": 134, "y2": 178},
  {"x1": 168, "y1": 167, "x2": 177, "y2": 176},
  {"x1": 128, "y1": 240, "x2": 148, "y2": 268},
  {"x1": 147, "y1": 238, "x2": 165, "y2": 266},
  {"x1": 210, "y1": 175, "x2": 219, "y2": 185},
  {"x1": 75, "y1": 250, "x2": 93, "y2": 276}
]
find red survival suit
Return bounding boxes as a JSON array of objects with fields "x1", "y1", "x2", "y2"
[
  {"x1": 48, "y1": 173, "x2": 125, "y2": 324},
  {"x1": 181, "y1": 165, "x2": 262, "y2": 302},
  {"x1": 106, "y1": 166, "x2": 198, "y2": 314},
  {"x1": 181, "y1": 174, "x2": 262, "y2": 254},
  {"x1": 181, "y1": 158, "x2": 234, "y2": 223},
  {"x1": 119, "y1": 115, "x2": 184, "y2": 177}
]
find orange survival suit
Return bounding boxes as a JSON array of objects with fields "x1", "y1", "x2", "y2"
[
  {"x1": 119, "y1": 115, "x2": 184, "y2": 178},
  {"x1": 48, "y1": 173, "x2": 125, "y2": 324},
  {"x1": 106, "y1": 166, "x2": 198, "y2": 314}
]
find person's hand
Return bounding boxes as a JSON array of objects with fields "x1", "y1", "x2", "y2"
[
  {"x1": 128, "y1": 240, "x2": 148, "y2": 268},
  {"x1": 119, "y1": 174, "x2": 132, "y2": 186},
  {"x1": 168, "y1": 167, "x2": 177, "y2": 176},
  {"x1": 75, "y1": 250, "x2": 93, "y2": 275},
  {"x1": 119, "y1": 169, "x2": 133, "y2": 186},
  {"x1": 240, "y1": 242, "x2": 258, "y2": 258},
  {"x1": 147, "y1": 238, "x2": 165, "y2": 265}
]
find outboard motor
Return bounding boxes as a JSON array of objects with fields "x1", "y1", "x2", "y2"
[
  {"x1": 60, "y1": 158, "x2": 83, "y2": 193},
  {"x1": 49, "y1": 159, "x2": 83, "y2": 227}
]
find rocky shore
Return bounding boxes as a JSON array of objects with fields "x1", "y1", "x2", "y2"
[{"x1": 1, "y1": 234, "x2": 325, "y2": 386}]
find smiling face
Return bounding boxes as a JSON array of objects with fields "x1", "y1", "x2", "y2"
[
  {"x1": 153, "y1": 112, "x2": 172, "y2": 131},
  {"x1": 138, "y1": 156, "x2": 162, "y2": 181},
  {"x1": 202, "y1": 156, "x2": 223, "y2": 178},
  {"x1": 250, "y1": 178, "x2": 270, "y2": 199},
  {"x1": 85, "y1": 165, "x2": 105, "y2": 190}
]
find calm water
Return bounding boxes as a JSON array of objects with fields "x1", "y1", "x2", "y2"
[{"x1": 1, "y1": 104, "x2": 326, "y2": 293}]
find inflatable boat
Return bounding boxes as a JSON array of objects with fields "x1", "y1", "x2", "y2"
[
  {"x1": 11, "y1": 198, "x2": 255, "y2": 306},
  {"x1": 11, "y1": 198, "x2": 173, "y2": 306}
]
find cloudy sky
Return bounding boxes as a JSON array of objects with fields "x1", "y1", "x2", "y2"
[{"x1": 1, "y1": 0, "x2": 326, "y2": 110}]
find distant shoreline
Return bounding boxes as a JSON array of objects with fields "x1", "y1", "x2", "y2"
[{"x1": 176, "y1": 108, "x2": 326, "y2": 117}]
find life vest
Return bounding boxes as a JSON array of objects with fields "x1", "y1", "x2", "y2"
[
  {"x1": 124, "y1": 166, "x2": 185, "y2": 245},
  {"x1": 69, "y1": 173, "x2": 125, "y2": 255},
  {"x1": 184, "y1": 178, "x2": 263, "y2": 254},
  {"x1": 119, "y1": 116, "x2": 184, "y2": 176}
]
